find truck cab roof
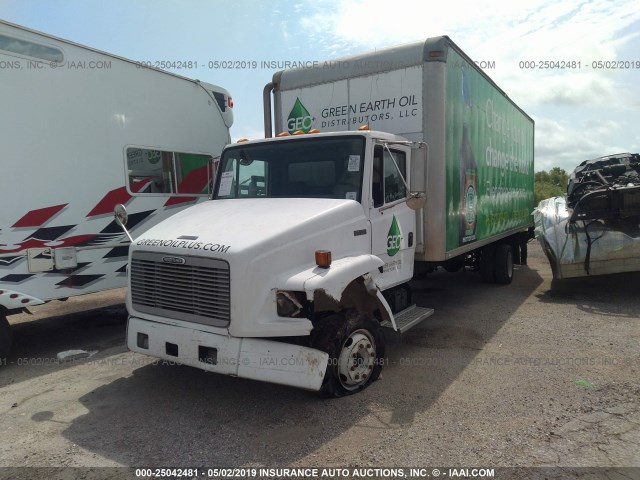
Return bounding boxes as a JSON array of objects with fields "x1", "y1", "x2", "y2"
[{"x1": 228, "y1": 130, "x2": 409, "y2": 148}]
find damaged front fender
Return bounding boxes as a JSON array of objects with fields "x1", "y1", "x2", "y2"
[
  {"x1": 276, "y1": 254, "x2": 395, "y2": 329},
  {"x1": 302, "y1": 254, "x2": 383, "y2": 301}
]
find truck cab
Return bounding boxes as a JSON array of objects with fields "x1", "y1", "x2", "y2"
[
  {"x1": 125, "y1": 130, "x2": 433, "y2": 396},
  {"x1": 216, "y1": 131, "x2": 419, "y2": 295}
]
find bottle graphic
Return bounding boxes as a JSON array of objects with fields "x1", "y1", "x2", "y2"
[{"x1": 459, "y1": 69, "x2": 478, "y2": 245}]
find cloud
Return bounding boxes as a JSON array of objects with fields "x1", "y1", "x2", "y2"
[
  {"x1": 299, "y1": 0, "x2": 640, "y2": 109},
  {"x1": 482, "y1": 2, "x2": 640, "y2": 110},
  {"x1": 503, "y1": 70, "x2": 618, "y2": 107},
  {"x1": 534, "y1": 117, "x2": 627, "y2": 172}
]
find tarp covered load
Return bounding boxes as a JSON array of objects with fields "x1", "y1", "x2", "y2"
[{"x1": 534, "y1": 153, "x2": 640, "y2": 279}]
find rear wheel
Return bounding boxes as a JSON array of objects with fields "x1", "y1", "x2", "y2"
[
  {"x1": 311, "y1": 311, "x2": 385, "y2": 398},
  {"x1": 495, "y1": 244, "x2": 514, "y2": 285},
  {"x1": 443, "y1": 256, "x2": 465, "y2": 273},
  {"x1": 0, "y1": 315, "x2": 12, "y2": 361},
  {"x1": 479, "y1": 246, "x2": 496, "y2": 282}
]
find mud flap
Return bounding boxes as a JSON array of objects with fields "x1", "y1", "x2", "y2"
[{"x1": 362, "y1": 274, "x2": 396, "y2": 331}]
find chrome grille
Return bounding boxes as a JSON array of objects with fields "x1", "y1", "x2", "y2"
[{"x1": 130, "y1": 251, "x2": 230, "y2": 327}]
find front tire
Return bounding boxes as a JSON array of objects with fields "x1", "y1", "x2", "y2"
[{"x1": 311, "y1": 311, "x2": 385, "y2": 398}]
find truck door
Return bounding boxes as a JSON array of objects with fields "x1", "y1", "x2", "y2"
[{"x1": 369, "y1": 144, "x2": 416, "y2": 291}]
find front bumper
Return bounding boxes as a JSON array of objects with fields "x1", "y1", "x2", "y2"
[{"x1": 127, "y1": 316, "x2": 328, "y2": 391}]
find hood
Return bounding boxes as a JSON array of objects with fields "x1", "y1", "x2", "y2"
[
  {"x1": 129, "y1": 197, "x2": 374, "y2": 338},
  {"x1": 132, "y1": 198, "x2": 368, "y2": 258}
]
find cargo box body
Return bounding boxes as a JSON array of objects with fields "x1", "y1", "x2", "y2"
[{"x1": 269, "y1": 36, "x2": 534, "y2": 261}]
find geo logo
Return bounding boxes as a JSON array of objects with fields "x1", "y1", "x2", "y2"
[
  {"x1": 287, "y1": 98, "x2": 314, "y2": 134},
  {"x1": 386, "y1": 215, "x2": 403, "y2": 257}
]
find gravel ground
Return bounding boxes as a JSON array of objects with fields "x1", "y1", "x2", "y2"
[{"x1": 0, "y1": 241, "x2": 638, "y2": 477}]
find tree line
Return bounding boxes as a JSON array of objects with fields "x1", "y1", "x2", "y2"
[{"x1": 534, "y1": 167, "x2": 569, "y2": 205}]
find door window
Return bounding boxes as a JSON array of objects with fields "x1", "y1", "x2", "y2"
[{"x1": 373, "y1": 146, "x2": 407, "y2": 207}]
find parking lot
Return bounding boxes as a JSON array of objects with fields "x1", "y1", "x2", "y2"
[{"x1": 1, "y1": 241, "x2": 638, "y2": 476}]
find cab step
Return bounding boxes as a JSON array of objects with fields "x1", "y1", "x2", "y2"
[{"x1": 381, "y1": 305, "x2": 435, "y2": 333}]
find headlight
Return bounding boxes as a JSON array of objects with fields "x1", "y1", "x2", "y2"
[{"x1": 276, "y1": 290, "x2": 308, "y2": 318}]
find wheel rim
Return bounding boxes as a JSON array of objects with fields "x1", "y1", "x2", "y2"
[{"x1": 337, "y1": 329, "x2": 376, "y2": 391}]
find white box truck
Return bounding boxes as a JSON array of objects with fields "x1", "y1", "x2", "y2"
[
  {"x1": 122, "y1": 37, "x2": 534, "y2": 396},
  {"x1": 0, "y1": 20, "x2": 233, "y2": 358}
]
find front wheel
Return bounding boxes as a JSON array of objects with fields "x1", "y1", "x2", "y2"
[
  {"x1": 311, "y1": 311, "x2": 385, "y2": 398},
  {"x1": 0, "y1": 315, "x2": 12, "y2": 360}
]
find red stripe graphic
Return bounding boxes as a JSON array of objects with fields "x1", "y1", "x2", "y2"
[
  {"x1": 164, "y1": 196, "x2": 198, "y2": 207},
  {"x1": 12, "y1": 204, "x2": 67, "y2": 228},
  {"x1": 86, "y1": 186, "x2": 132, "y2": 217},
  {"x1": 164, "y1": 166, "x2": 208, "y2": 207},
  {"x1": 87, "y1": 181, "x2": 152, "y2": 217}
]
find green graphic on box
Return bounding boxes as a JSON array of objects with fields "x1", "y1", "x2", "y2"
[{"x1": 444, "y1": 48, "x2": 534, "y2": 251}]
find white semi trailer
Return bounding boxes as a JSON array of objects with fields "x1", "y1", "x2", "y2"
[
  {"x1": 0, "y1": 20, "x2": 233, "y2": 358},
  {"x1": 122, "y1": 37, "x2": 534, "y2": 396}
]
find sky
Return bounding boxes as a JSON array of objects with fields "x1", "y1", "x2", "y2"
[{"x1": 2, "y1": 0, "x2": 639, "y2": 173}]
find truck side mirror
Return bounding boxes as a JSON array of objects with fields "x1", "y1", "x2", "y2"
[
  {"x1": 114, "y1": 204, "x2": 128, "y2": 226},
  {"x1": 407, "y1": 142, "x2": 428, "y2": 210},
  {"x1": 114, "y1": 204, "x2": 133, "y2": 242}
]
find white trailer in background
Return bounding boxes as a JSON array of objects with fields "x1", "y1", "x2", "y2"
[{"x1": 0, "y1": 20, "x2": 233, "y2": 357}]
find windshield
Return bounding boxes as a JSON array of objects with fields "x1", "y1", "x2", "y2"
[{"x1": 214, "y1": 136, "x2": 366, "y2": 201}]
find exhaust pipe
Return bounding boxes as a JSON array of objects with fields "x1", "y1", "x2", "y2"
[{"x1": 263, "y1": 82, "x2": 274, "y2": 138}]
